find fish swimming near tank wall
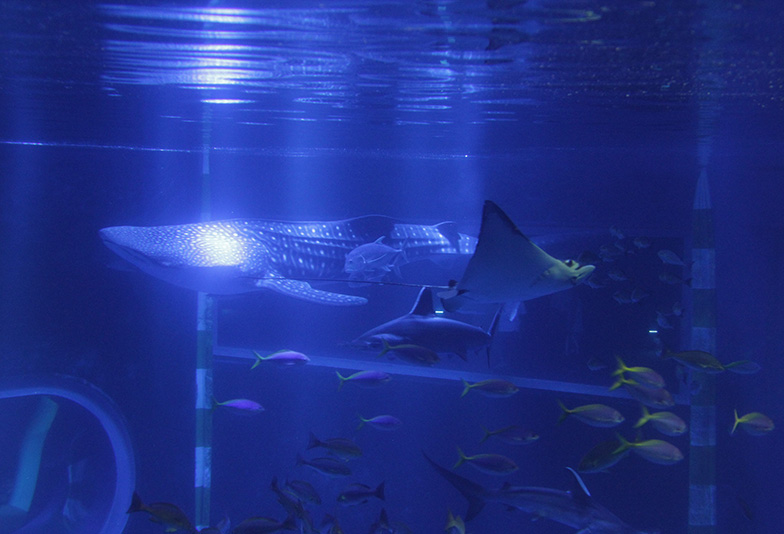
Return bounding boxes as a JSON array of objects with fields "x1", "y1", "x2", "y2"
[
  {"x1": 99, "y1": 215, "x2": 476, "y2": 305},
  {"x1": 344, "y1": 236, "x2": 407, "y2": 285},
  {"x1": 424, "y1": 453, "x2": 660, "y2": 533},
  {"x1": 350, "y1": 286, "x2": 495, "y2": 361}
]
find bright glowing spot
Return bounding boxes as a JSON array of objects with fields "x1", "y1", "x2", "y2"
[
  {"x1": 195, "y1": 226, "x2": 246, "y2": 266},
  {"x1": 201, "y1": 99, "x2": 253, "y2": 104},
  {"x1": 648, "y1": 329, "x2": 659, "y2": 334},
  {"x1": 435, "y1": 310, "x2": 444, "y2": 315}
]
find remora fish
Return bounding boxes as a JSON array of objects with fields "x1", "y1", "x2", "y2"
[
  {"x1": 352, "y1": 287, "x2": 494, "y2": 361},
  {"x1": 100, "y1": 216, "x2": 475, "y2": 305},
  {"x1": 424, "y1": 453, "x2": 659, "y2": 534},
  {"x1": 439, "y1": 201, "x2": 595, "y2": 313}
]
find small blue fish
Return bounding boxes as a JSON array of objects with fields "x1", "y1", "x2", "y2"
[
  {"x1": 337, "y1": 370, "x2": 391, "y2": 390},
  {"x1": 284, "y1": 479, "x2": 321, "y2": 505},
  {"x1": 621, "y1": 380, "x2": 675, "y2": 409},
  {"x1": 557, "y1": 400, "x2": 624, "y2": 428},
  {"x1": 357, "y1": 414, "x2": 402, "y2": 431},
  {"x1": 611, "y1": 356, "x2": 666, "y2": 389},
  {"x1": 614, "y1": 434, "x2": 684, "y2": 465},
  {"x1": 251, "y1": 349, "x2": 310, "y2": 368},
  {"x1": 306, "y1": 432, "x2": 362, "y2": 460},
  {"x1": 460, "y1": 379, "x2": 519, "y2": 398},
  {"x1": 479, "y1": 425, "x2": 539, "y2": 445},
  {"x1": 633, "y1": 405, "x2": 687, "y2": 436},
  {"x1": 296, "y1": 454, "x2": 351, "y2": 477},
  {"x1": 658, "y1": 249, "x2": 687, "y2": 266},
  {"x1": 379, "y1": 340, "x2": 440, "y2": 366},
  {"x1": 731, "y1": 410, "x2": 774, "y2": 436},
  {"x1": 337, "y1": 482, "x2": 385, "y2": 506},
  {"x1": 212, "y1": 397, "x2": 265, "y2": 415},
  {"x1": 127, "y1": 492, "x2": 195, "y2": 533},
  {"x1": 453, "y1": 447, "x2": 518, "y2": 475}
]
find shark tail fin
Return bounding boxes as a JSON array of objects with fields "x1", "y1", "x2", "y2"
[
  {"x1": 435, "y1": 222, "x2": 461, "y2": 250},
  {"x1": 409, "y1": 286, "x2": 435, "y2": 316},
  {"x1": 423, "y1": 452, "x2": 486, "y2": 522}
]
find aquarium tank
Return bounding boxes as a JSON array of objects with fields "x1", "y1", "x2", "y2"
[{"x1": 0, "y1": 1, "x2": 782, "y2": 533}]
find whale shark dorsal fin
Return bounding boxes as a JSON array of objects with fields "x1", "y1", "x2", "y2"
[
  {"x1": 409, "y1": 287, "x2": 436, "y2": 316},
  {"x1": 565, "y1": 466, "x2": 592, "y2": 502}
]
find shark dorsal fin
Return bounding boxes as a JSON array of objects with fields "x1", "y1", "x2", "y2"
[
  {"x1": 566, "y1": 467, "x2": 592, "y2": 501},
  {"x1": 409, "y1": 287, "x2": 436, "y2": 316},
  {"x1": 435, "y1": 221, "x2": 461, "y2": 249}
]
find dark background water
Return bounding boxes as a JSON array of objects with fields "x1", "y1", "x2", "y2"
[{"x1": 0, "y1": 1, "x2": 783, "y2": 533}]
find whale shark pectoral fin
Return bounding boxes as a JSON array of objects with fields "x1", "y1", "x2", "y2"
[{"x1": 257, "y1": 278, "x2": 367, "y2": 306}]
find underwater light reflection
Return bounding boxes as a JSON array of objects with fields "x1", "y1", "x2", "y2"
[{"x1": 194, "y1": 226, "x2": 247, "y2": 267}]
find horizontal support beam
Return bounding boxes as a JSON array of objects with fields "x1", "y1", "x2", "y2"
[{"x1": 213, "y1": 346, "x2": 688, "y2": 404}]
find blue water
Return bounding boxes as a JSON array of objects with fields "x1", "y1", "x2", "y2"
[{"x1": 1, "y1": 1, "x2": 783, "y2": 533}]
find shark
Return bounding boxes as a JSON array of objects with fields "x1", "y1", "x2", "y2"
[
  {"x1": 439, "y1": 201, "x2": 595, "y2": 316},
  {"x1": 99, "y1": 216, "x2": 476, "y2": 306},
  {"x1": 350, "y1": 287, "x2": 495, "y2": 361},
  {"x1": 424, "y1": 453, "x2": 659, "y2": 534}
]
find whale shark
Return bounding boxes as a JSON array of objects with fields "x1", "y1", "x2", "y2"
[
  {"x1": 100, "y1": 216, "x2": 476, "y2": 305},
  {"x1": 439, "y1": 201, "x2": 595, "y2": 315},
  {"x1": 424, "y1": 453, "x2": 659, "y2": 534},
  {"x1": 351, "y1": 287, "x2": 495, "y2": 361}
]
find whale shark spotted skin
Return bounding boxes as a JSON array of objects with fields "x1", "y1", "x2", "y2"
[
  {"x1": 440, "y1": 201, "x2": 595, "y2": 313},
  {"x1": 100, "y1": 217, "x2": 476, "y2": 305}
]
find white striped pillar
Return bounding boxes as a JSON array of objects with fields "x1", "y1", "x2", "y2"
[
  {"x1": 195, "y1": 109, "x2": 214, "y2": 531},
  {"x1": 688, "y1": 168, "x2": 717, "y2": 534},
  {"x1": 195, "y1": 291, "x2": 214, "y2": 530}
]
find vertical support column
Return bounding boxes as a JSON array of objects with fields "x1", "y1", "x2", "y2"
[
  {"x1": 194, "y1": 109, "x2": 213, "y2": 531},
  {"x1": 688, "y1": 168, "x2": 717, "y2": 534},
  {"x1": 195, "y1": 292, "x2": 214, "y2": 531}
]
